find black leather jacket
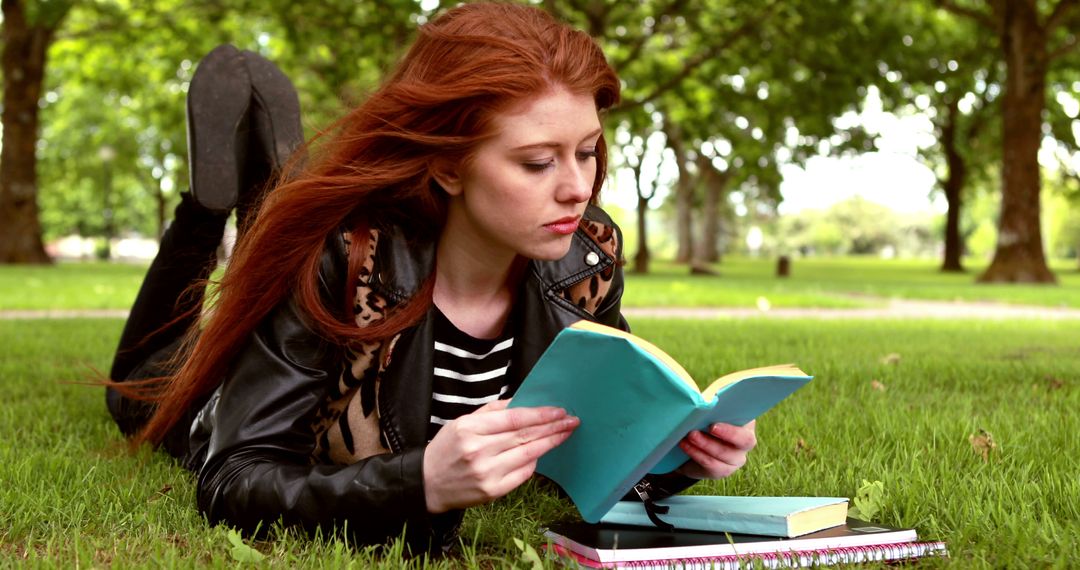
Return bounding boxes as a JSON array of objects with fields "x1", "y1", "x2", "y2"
[{"x1": 183, "y1": 205, "x2": 693, "y2": 552}]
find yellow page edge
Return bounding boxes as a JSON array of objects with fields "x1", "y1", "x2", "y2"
[
  {"x1": 569, "y1": 321, "x2": 809, "y2": 401},
  {"x1": 702, "y1": 363, "x2": 810, "y2": 400}
]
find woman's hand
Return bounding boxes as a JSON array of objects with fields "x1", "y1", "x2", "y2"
[
  {"x1": 423, "y1": 399, "x2": 579, "y2": 513},
  {"x1": 675, "y1": 420, "x2": 757, "y2": 480}
]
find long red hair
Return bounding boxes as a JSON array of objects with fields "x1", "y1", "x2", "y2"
[{"x1": 125, "y1": 2, "x2": 621, "y2": 448}]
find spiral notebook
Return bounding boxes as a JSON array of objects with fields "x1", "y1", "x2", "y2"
[{"x1": 542, "y1": 518, "x2": 948, "y2": 568}]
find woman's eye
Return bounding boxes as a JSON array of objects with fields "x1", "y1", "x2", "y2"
[
  {"x1": 523, "y1": 160, "x2": 555, "y2": 172},
  {"x1": 577, "y1": 149, "x2": 599, "y2": 162}
]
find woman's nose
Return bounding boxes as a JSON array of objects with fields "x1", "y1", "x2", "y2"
[{"x1": 557, "y1": 161, "x2": 593, "y2": 203}]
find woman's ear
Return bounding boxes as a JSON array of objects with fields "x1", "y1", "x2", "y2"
[{"x1": 430, "y1": 159, "x2": 464, "y2": 197}]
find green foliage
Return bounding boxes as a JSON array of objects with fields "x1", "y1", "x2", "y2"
[
  {"x1": 20, "y1": 0, "x2": 1080, "y2": 275},
  {"x1": 227, "y1": 529, "x2": 266, "y2": 563},
  {"x1": 22, "y1": 0, "x2": 73, "y2": 28},
  {"x1": 770, "y1": 196, "x2": 939, "y2": 257},
  {"x1": 35, "y1": 0, "x2": 425, "y2": 243},
  {"x1": 1046, "y1": 188, "x2": 1080, "y2": 260},
  {"x1": 38, "y1": 0, "x2": 263, "y2": 240},
  {"x1": 512, "y1": 537, "x2": 544, "y2": 570},
  {"x1": 848, "y1": 479, "x2": 886, "y2": 521},
  {"x1": 603, "y1": 0, "x2": 888, "y2": 202},
  {"x1": 960, "y1": 185, "x2": 1002, "y2": 259},
  {"x1": 876, "y1": 1, "x2": 1003, "y2": 166}
]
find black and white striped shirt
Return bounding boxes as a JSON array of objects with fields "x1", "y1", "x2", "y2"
[{"x1": 427, "y1": 307, "x2": 514, "y2": 441}]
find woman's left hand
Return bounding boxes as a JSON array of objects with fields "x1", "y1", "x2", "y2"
[{"x1": 675, "y1": 420, "x2": 757, "y2": 480}]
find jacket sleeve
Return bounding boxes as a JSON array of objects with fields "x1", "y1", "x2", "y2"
[{"x1": 193, "y1": 242, "x2": 445, "y2": 549}]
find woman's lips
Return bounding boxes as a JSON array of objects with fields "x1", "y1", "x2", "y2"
[{"x1": 544, "y1": 216, "x2": 580, "y2": 235}]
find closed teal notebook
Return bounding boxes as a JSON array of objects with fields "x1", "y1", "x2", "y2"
[
  {"x1": 509, "y1": 321, "x2": 811, "y2": 523},
  {"x1": 600, "y1": 496, "x2": 849, "y2": 537}
]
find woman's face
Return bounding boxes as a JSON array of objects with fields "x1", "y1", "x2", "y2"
[{"x1": 439, "y1": 87, "x2": 601, "y2": 263}]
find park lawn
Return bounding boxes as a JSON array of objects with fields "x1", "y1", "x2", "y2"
[
  {"x1": 620, "y1": 257, "x2": 1080, "y2": 309},
  {"x1": 0, "y1": 262, "x2": 147, "y2": 311},
  {"x1": 4, "y1": 257, "x2": 1080, "y2": 311},
  {"x1": 1, "y1": 318, "x2": 1076, "y2": 568}
]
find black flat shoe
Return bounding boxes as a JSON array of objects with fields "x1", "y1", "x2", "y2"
[
  {"x1": 186, "y1": 44, "x2": 252, "y2": 214},
  {"x1": 241, "y1": 49, "x2": 304, "y2": 172}
]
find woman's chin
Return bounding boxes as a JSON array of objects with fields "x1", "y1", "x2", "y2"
[{"x1": 525, "y1": 241, "x2": 576, "y2": 262}]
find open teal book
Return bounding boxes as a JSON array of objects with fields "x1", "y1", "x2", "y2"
[
  {"x1": 600, "y1": 496, "x2": 849, "y2": 537},
  {"x1": 509, "y1": 320, "x2": 812, "y2": 523}
]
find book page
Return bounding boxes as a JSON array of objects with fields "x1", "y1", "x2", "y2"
[
  {"x1": 701, "y1": 363, "x2": 808, "y2": 400},
  {"x1": 569, "y1": 320, "x2": 698, "y2": 393}
]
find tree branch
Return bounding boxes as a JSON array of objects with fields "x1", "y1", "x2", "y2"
[
  {"x1": 934, "y1": 0, "x2": 996, "y2": 30},
  {"x1": 562, "y1": 0, "x2": 600, "y2": 34},
  {"x1": 612, "y1": 0, "x2": 689, "y2": 71},
  {"x1": 542, "y1": 0, "x2": 562, "y2": 21},
  {"x1": 634, "y1": 156, "x2": 657, "y2": 201},
  {"x1": 1049, "y1": 32, "x2": 1080, "y2": 60},
  {"x1": 1046, "y1": 0, "x2": 1078, "y2": 31},
  {"x1": 964, "y1": 78, "x2": 998, "y2": 141},
  {"x1": 618, "y1": 4, "x2": 775, "y2": 113},
  {"x1": 57, "y1": 20, "x2": 131, "y2": 41}
]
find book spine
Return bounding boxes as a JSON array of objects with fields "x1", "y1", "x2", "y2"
[
  {"x1": 584, "y1": 405, "x2": 712, "y2": 522},
  {"x1": 640, "y1": 404, "x2": 714, "y2": 477}
]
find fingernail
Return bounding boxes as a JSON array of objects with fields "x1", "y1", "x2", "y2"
[{"x1": 562, "y1": 417, "x2": 580, "y2": 429}]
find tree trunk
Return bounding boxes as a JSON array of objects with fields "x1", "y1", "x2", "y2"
[
  {"x1": 699, "y1": 158, "x2": 731, "y2": 263},
  {"x1": 156, "y1": 185, "x2": 167, "y2": 240},
  {"x1": 665, "y1": 127, "x2": 696, "y2": 264},
  {"x1": 0, "y1": 0, "x2": 55, "y2": 263},
  {"x1": 978, "y1": 1, "x2": 1055, "y2": 283},
  {"x1": 633, "y1": 193, "x2": 650, "y2": 274},
  {"x1": 940, "y1": 98, "x2": 966, "y2": 273},
  {"x1": 674, "y1": 179, "x2": 695, "y2": 264},
  {"x1": 631, "y1": 159, "x2": 652, "y2": 274}
]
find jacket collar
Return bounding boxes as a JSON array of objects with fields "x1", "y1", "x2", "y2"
[{"x1": 368, "y1": 204, "x2": 615, "y2": 303}]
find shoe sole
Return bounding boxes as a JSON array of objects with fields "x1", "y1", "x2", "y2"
[
  {"x1": 187, "y1": 44, "x2": 252, "y2": 213},
  {"x1": 243, "y1": 50, "x2": 304, "y2": 169}
]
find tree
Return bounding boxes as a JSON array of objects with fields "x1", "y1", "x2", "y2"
[
  {"x1": 32, "y1": 1, "x2": 426, "y2": 254},
  {"x1": 937, "y1": 0, "x2": 1079, "y2": 283},
  {"x1": 877, "y1": 5, "x2": 1001, "y2": 272},
  {"x1": 0, "y1": 0, "x2": 72, "y2": 263},
  {"x1": 545, "y1": 0, "x2": 894, "y2": 272},
  {"x1": 542, "y1": 0, "x2": 755, "y2": 270},
  {"x1": 650, "y1": 1, "x2": 889, "y2": 269}
]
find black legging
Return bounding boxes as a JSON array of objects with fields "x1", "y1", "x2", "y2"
[{"x1": 106, "y1": 192, "x2": 229, "y2": 458}]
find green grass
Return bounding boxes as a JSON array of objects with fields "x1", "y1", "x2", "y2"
[
  {"x1": 621, "y1": 257, "x2": 1080, "y2": 308},
  {"x1": 4, "y1": 257, "x2": 1080, "y2": 311},
  {"x1": 0, "y1": 262, "x2": 148, "y2": 310},
  {"x1": 1, "y1": 318, "x2": 1076, "y2": 567}
]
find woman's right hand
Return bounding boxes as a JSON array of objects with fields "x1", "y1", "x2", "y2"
[{"x1": 422, "y1": 399, "x2": 579, "y2": 513}]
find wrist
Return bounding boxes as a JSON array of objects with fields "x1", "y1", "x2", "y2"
[{"x1": 422, "y1": 447, "x2": 447, "y2": 514}]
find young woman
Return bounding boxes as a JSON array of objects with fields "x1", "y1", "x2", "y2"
[{"x1": 107, "y1": 2, "x2": 757, "y2": 554}]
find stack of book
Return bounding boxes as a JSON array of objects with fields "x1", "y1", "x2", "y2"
[
  {"x1": 512, "y1": 322, "x2": 949, "y2": 567},
  {"x1": 543, "y1": 518, "x2": 948, "y2": 569}
]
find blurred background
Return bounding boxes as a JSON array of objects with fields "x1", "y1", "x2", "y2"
[{"x1": 1, "y1": 0, "x2": 1078, "y2": 285}]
